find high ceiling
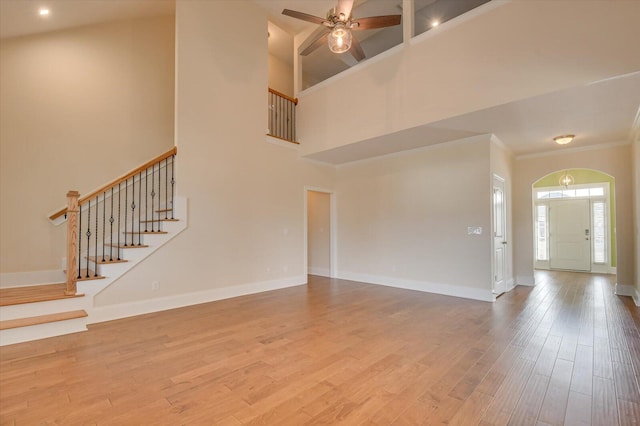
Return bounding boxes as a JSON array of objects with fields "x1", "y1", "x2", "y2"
[
  {"x1": 2, "y1": 0, "x2": 639, "y2": 161},
  {"x1": 0, "y1": 0, "x2": 175, "y2": 40}
]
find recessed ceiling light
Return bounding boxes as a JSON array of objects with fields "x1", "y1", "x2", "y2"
[
  {"x1": 431, "y1": 20, "x2": 440, "y2": 28},
  {"x1": 553, "y1": 134, "x2": 575, "y2": 145},
  {"x1": 39, "y1": 8, "x2": 50, "y2": 16}
]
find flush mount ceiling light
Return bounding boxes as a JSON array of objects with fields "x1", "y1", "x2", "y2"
[
  {"x1": 38, "y1": 8, "x2": 50, "y2": 16},
  {"x1": 553, "y1": 134, "x2": 575, "y2": 145}
]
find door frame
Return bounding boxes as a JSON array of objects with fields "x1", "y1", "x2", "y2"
[
  {"x1": 492, "y1": 174, "x2": 509, "y2": 295},
  {"x1": 532, "y1": 181, "x2": 614, "y2": 274},
  {"x1": 304, "y1": 186, "x2": 337, "y2": 278}
]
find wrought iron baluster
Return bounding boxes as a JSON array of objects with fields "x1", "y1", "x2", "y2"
[
  {"x1": 102, "y1": 192, "x2": 106, "y2": 262},
  {"x1": 145, "y1": 167, "x2": 149, "y2": 232},
  {"x1": 124, "y1": 178, "x2": 128, "y2": 246},
  {"x1": 293, "y1": 98, "x2": 297, "y2": 141},
  {"x1": 165, "y1": 158, "x2": 168, "y2": 219},
  {"x1": 109, "y1": 187, "x2": 114, "y2": 261},
  {"x1": 171, "y1": 155, "x2": 175, "y2": 219},
  {"x1": 158, "y1": 161, "x2": 161, "y2": 229},
  {"x1": 94, "y1": 196, "x2": 98, "y2": 276},
  {"x1": 151, "y1": 163, "x2": 156, "y2": 232},
  {"x1": 138, "y1": 171, "x2": 142, "y2": 245},
  {"x1": 78, "y1": 204, "x2": 82, "y2": 279},
  {"x1": 117, "y1": 183, "x2": 121, "y2": 260},
  {"x1": 85, "y1": 199, "x2": 91, "y2": 278},
  {"x1": 131, "y1": 175, "x2": 136, "y2": 246}
]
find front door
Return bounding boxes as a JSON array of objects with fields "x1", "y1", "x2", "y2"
[
  {"x1": 549, "y1": 199, "x2": 591, "y2": 271},
  {"x1": 493, "y1": 175, "x2": 507, "y2": 295}
]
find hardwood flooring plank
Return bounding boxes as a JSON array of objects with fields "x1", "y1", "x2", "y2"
[{"x1": 0, "y1": 271, "x2": 637, "y2": 425}]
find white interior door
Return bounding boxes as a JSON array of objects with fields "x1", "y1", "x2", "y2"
[
  {"x1": 549, "y1": 199, "x2": 591, "y2": 271},
  {"x1": 493, "y1": 176, "x2": 507, "y2": 295}
]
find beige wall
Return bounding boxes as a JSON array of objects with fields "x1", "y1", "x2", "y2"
[
  {"x1": 95, "y1": 0, "x2": 335, "y2": 306},
  {"x1": 335, "y1": 136, "x2": 493, "y2": 299},
  {"x1": 268, "y1": 54, "x2": 293, "y2": 98},
  {"x1": 0, "y1": 15, "x2": 175, "y2": 273},
  {"x1": 295, "y1": 1, "x2": 640, "y2": 157},
  {"x1": 513, "y1": 144, "x2": 634, "y2": 287},
  {"x1": 307, "y1": 191, "x2": 331, "y2": 276}
]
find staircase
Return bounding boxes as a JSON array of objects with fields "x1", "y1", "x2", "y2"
[{"x1": 0, "y1": 148, "x2": 186, "y2": 346}]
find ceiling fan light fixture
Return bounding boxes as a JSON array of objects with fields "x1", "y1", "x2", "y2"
[
  {"x1": 553, "y1": 134, "x2": 575, "y2": 145},
  {"x1": 328, "y1": 23, "x2": 352, "y2": 54}
]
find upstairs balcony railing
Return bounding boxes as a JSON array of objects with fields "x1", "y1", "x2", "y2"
[{"x1": 268, "y1": 88, "x2": 298, "y2": 143}]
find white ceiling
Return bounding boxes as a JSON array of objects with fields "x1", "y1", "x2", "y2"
[{"x1": 2, "y1": 0, "x2": 639, "y2": 163}]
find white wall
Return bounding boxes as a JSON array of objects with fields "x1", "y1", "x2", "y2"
[
  {"x1": 335, "y1": 136, "x2": 494, "y2": 301},
  {"x1": 307, "y1": 191, "x2": 331, "y2": 276},
  {"x1": 0, "y1": 15, "x2": 175, "y2": 274},
  {"x1": 95, "y1": 0, "x2": 335, "y2": 307},
  {"x1": 295, "y1": 1, "x2": 640, "y2": 157},
  {"x1": 512, "y1": 144, "x2": 634, "y2": 287}
]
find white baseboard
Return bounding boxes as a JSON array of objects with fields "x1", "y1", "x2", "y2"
[
  {"x1": 615, "y1": 283, "x2": 638, "y2": 301},
  {"x1": 516, "y1": 275, "x2": 535, "y2": 286},
  {"x1": 89, "y1": 275, "x2": 307, "y2": 324},
  {"x1": 634, "y1": 288, "x2": 640, "y2": 307},
  {"x1": 336, "y1": 271, "x2": 495, "y2": 302},
  {"x1": 308, "y1": 267, "x2": 331, "y2": 277},
  {"x1": 591, "y1": 264, "x2": 617, "y2": 274},
  {"x1": 0, "y1": 269, "x2": 66, "y2": 289}
]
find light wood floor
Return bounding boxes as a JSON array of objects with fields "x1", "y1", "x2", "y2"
[{"x1": 1, "y1": 271, "x2": 638, "y2": 425}]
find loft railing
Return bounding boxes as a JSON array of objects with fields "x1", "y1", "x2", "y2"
[
  {"x1": 53, "y1": 147, "x2": 177, "y2": 295},
  {"x1": 268, "y1": 88, "x2": 298, "y2": 143}
]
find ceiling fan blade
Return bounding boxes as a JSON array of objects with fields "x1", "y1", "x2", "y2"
[
  {"x1": 282, "y1": 9, "x2": 329, "y2": 26},
  {"x1": 352, "y1": 15, "x2": 402, "y2": 30},
  {"x1": 300, "y1": 30, "x2": 330, "y2": 56},
  {"x1": 336, "y1": 0, "x2": 355, "y2": 19},
  {"x1": 349, "y1": 36, "x2": 366, "y2": 62}
]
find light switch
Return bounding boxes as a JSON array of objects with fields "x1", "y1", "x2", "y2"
[{"x1": 467, "y1": 226, "x2": 482, "y2": 235}]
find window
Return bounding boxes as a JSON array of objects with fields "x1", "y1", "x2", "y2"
[
  {"x1": 592, "y1": 201, "x2": 607, "y2": 264},
  {"x1": 536, "y1": 205, "x2": 548, "y2": 261}
]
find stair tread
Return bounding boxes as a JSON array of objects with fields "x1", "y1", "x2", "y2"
[
  {"x1": 139, "y1": 218, "x2": 179, "y2": 223},
  {"x1": 76, "y1": 270, "x2": 105, "y2": 281},
  {"x1": 124, "y1": 231, "x2": 168, "y2": 235},
  {"x1": 0, "y1": 310, "x2": 88, "y2": 330},
  {"x1": 0, "y1": 283, "x2": 84, "y2": 307},
  {"x1": 104, "y1": 243, "x2": 149, "y2": 249},
  {"x1": 86, "y1": 256, "x2": 128, "y2": 264}
]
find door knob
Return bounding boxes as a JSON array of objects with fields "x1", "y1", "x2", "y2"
[{"x1": 502, "y1": 241, "x2": 507, "y2": 245}]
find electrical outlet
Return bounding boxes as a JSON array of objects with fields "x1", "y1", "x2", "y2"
[{"x1": 152, "y1": 281, "x2": 160, "y2": 291}]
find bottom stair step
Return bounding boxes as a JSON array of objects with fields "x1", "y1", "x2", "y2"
[{"x1": 0, "y1": 310, "x2": 88, "y2": 330}]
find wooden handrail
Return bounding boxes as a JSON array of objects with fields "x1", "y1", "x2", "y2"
[
  {"x1": 269, "y1": 88, "x2": 298, "y2": 105},
  {"x1": 49, "y1": 146, "x2": 177, "y2": 221}
]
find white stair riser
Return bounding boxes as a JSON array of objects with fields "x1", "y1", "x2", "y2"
[{"x1": 0, "y1": 317, "x2": 88, "y2": 346}]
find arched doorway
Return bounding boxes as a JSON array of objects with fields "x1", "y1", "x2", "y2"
[{"x1": 532, "y1": 169, "x2": 616, "y2": 274}]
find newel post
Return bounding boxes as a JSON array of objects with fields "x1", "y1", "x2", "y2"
[{"x1": 65, "y1": 190, "x2": 80, "y2": 295}]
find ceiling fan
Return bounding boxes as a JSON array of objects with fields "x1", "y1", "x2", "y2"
[{"x1": 282, "y1": 0, "x2": 402, "y2": 62}]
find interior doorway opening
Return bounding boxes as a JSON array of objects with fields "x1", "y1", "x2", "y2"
[
  {"x1": 305, "y1": 188, "x2": 336, "y2": 278},
  {"x1": 532, "y1": 169, "x2": 616, "y2": 275}
]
